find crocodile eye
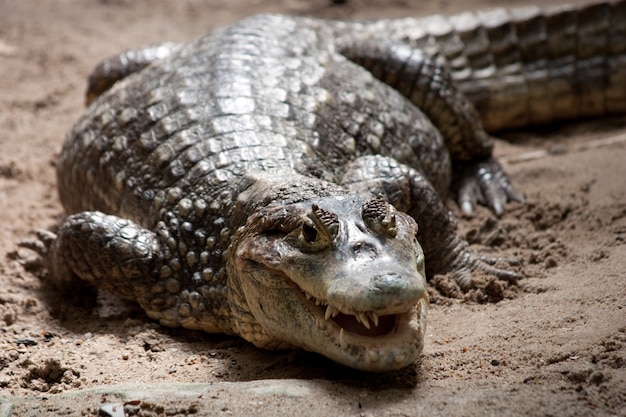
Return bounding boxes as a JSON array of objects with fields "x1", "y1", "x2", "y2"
[
  {"x1": 302, "y1": 223, "x2": 318, "y2": 244},
  {"x1": 285, "y1": 214, "x2": 330, "y2": 253},
  {"x1": 285, "y1": 221, "x2": 329, "y2": 253}
]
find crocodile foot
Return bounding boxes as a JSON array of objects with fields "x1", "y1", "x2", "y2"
[
  {"x1": 453, "y1": 157, "x2": 525, "y2": 217},
  {"x1": 17, "y1": 230, "x2": 57, "y2": 272},
  {"x1": 447, "y1": 248, "x2": 523, "y2": 291}
]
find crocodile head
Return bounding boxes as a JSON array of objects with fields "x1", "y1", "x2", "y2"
[{"x1": 229, "y1": 193, "x2": 428, "y2": 371}]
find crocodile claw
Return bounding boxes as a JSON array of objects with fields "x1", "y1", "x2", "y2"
[
  {"x1": 454, "y1": 157, "x2": 525, "y2": 217},
  {"x1": 19, "y1": 229, "x2": 57, "y2": 255},
  {"x1": 15, "y1": 229, "x2": 57, "y2": 272},
  {"x1": 450, "y1": 249, "x2": 524, "y2": 290}
]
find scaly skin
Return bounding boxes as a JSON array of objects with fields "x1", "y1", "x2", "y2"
[{"x1": 29, "y1": 1, "x2": 626, "y2": 371}]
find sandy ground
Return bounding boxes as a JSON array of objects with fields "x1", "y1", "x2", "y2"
[{"x1": 1, "y1": 0, "x2": 625, "y2": 416}]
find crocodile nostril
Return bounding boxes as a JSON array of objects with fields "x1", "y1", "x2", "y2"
[{"x1": 352, "y1": 241, "x2": 376, "y2": 257}]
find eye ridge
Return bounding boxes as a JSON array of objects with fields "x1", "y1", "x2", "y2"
[{"x1": 362, "y1": 195, "x2": 398, "y2": 238}]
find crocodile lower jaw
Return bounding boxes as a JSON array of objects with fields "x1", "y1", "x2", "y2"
[{"x1": 295, "y1": 285, "x2": 427, "y2": 371}]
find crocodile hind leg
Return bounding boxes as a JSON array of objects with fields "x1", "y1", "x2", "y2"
[
  {"x1": 341, "y1": 154, "x2": 521, "y2": 289},
  {"x1": 340, "y1": 41, "x2": 524, "y2": 215},
  {"x1": 86, "y1": 42, "x2": 180, "y2": 105}
]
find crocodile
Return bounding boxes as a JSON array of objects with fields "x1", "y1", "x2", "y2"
[{"x1": 27, "y1": 1, "x2": 626, "y2": 371}]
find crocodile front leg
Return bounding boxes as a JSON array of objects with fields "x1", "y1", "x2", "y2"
[
  {"x1": 340, "y1": 42, "x2": 492, "y2": 161},
  {"x1": 32, "y1": 211, "x2": 232, "y2": 333},
  {"x1": 339, "y1": 40, "x2": 525, "y2": 215},
  {"x1": 39, "y1": 212, "x2": 162, "y2": 307},
  {"x1": 341, "y1": 154, "x2": 522, "y2": 289}
]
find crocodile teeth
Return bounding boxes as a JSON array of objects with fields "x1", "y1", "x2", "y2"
[
  {"x1": 339, "y1": 328, "x2": 348, "y2": 350},
  {"x1": 370, "y1": 312, "x2": 379, "y2": 327},
  {"x1": 358, "y1": 312, "x2": 371, "y2": 329},
  {"x1": 318, "y1": 317, "x2": 327, "y2": 330},
  {"x1": 303, "y1": 288, "x2": 381, "y2": 330},
  {"x1": 324, "y1": 305, "x2": 332, "y2": 320},
  {"x1": 368, "y1": 350, "x2": 379, "y2": 363},
  {"x1": 324, "y1": 305, "x2": 338, "y2": 320}
]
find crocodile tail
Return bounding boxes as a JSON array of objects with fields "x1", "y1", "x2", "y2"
[
  {"x1": 444, "y1": 0, "x2": 626, "y2": 131},
  {"x1": 346, "y1": 0, "x2": 626, "y2": 132}
]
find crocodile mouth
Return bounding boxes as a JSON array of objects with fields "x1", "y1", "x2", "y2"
[
  {"x1": 301, "y1": 289, "x2": 400, "y2": 339},
  {"x1": 241, "y1": 260, "x2": 426, "y2": 369},
  {"x1": 290, "y1": 282, "x2": 425, "y2": 369},
  {"x1": 298, "y1": 282, "x2": 428, "y2": 371}
]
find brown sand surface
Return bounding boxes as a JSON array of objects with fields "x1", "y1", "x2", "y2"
[{"x1": 1, "y1": 1, "x2": 625, "y2": 415}]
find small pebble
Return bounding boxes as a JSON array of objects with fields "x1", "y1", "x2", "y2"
[
  {"x1": 15, "y1": 338, "x2": 38, "y2": 347},
  {"x1": 99, "y1": 402, "x2": 125, "y2": 417}
]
